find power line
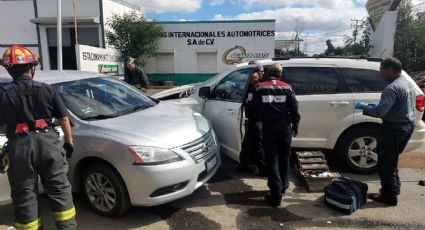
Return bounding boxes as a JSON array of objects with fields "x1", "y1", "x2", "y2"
[{"x1": 306, "y1": 28, "x2": 352, "y2": 38}]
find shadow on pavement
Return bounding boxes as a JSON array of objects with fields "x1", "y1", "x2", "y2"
[{"x1": 0, "y1": 153, "x2": 423, "y2": 229}]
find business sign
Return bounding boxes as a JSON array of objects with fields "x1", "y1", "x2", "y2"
[
  {"x1": 366, "y1": 0, "x2": 394, "y2": 29},
  {"x1": 163, "y1": 29, "x2": 275, "y2": 47},
  {"x1": 98, "y1": 64, "x2": 119, "y2": 76},
  {"x1": 222, "y1": 46, "x2": 270, "y2": 65},
  {"x1": 154, "y1": 20, "x2": 275, "y2": 73},
  {"x1": 76, "y1": 44, "x2": 124, "y2": 76}
]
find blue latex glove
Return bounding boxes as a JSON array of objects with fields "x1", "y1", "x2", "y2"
[
  {"x1": 367, "y1": 103, "x2": 378, "y2": 107},
  {"x1": 355, "y1": 102, "x2": 367, "y2": 110}
]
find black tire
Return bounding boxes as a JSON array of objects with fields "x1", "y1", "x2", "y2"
[
  {"x1": 336, "y1": 127, "x2": 379, "y2": 174},
  {"x1": 82, "y1": 163, "x2": 130, "y2": 217}
]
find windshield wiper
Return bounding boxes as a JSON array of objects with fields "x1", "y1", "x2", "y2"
[
  {"x1": 83, "y1": 114, "x2": 119, "y2": 121},
  {"x1": 83, "y1": 105, "x2": 153, "y2": 120},
  {"x1": 118, "y1": 105, "x2": 153, "y2": 116}
]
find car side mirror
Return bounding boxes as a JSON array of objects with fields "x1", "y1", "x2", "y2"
[{"x1": 199, "y1": 86, "x2": 211, "y2": 99}]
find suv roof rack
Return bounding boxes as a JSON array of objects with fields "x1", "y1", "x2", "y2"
[{"x1": 272, "y1": 56, "x2": 383, "y2": 62}]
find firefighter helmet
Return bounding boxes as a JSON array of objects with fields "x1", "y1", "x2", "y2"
[
  {"x1": 1, "y1": 45, "x2": 39, "y2": 68},
  {"x1": 267, "y1": 63, "x2": 283, "y2": 77}
]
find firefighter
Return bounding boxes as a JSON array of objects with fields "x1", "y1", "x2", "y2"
[
  {"x1": 0, "y1": 45, "x2": 76, "y2": 229},
  {"x1": 254, "y1": 63, "x2": 300, "y2": 206},
  {"x1": 355, "y1": 57, "x2": 415, "y2": 206},
  {"x1": 237, "y1": 61, "x2": 266, "y2": 176},
  {"x1": 124, "y1": 56, "x2": 150, "y2": 92}
]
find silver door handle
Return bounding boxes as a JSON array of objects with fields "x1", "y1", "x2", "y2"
[{"x1": 330, "y1": 101, "x2": 350, "y2": 107}]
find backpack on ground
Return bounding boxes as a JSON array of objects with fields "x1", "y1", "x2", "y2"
[{"x1": 324, "y1": 177, "x2": 368, "y2": 214}]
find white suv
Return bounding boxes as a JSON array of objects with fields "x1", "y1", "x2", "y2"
[{"x1": 153, "y1": 57, "x2": 425, "y2": 174}]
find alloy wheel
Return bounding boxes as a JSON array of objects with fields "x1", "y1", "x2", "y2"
[
  {"x1": 348, "y1": 136, "x2": 378, "y2": 169},
  {"x1": 85, "y1": 173, "x2": 117, "y2": 212}
]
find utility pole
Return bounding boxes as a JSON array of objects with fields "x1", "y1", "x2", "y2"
[
  {"x1": 303, "y1": 32, "x2": 309, "y2": 55},
  {"x1": 351, "y1": 19, "x2": 363, "y2": 44}
]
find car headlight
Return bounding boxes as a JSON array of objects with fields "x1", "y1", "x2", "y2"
[{"x1": 127, "y1": 146, "x2": 183, "y2": 165}]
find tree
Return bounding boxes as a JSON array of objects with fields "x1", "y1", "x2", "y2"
[
  {"x1": 394, "y1": 0, "x2": 425, "y2": 73},
  {"x1": 343, "y1": 20, "x2": 372, "y2": 56},
  {"x1": 323, "y1": 20, "x2": 372, "y2": 56},
  {"x1": 106, "y1": 11, "x2": 164, "y2": 65}
]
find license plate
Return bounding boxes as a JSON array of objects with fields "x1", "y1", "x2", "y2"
[{"x1": 206, "y1": 156, "x2": 217, "y2": 172}]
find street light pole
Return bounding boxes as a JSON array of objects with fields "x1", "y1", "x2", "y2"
[{"x1": 57, "y1": 0, "x2": 62, "y2": 70}]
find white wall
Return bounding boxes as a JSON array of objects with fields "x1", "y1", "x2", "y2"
[
  {"x1": 0, "y1": 1, "x2": 38, "y2": 45},
  {"x1": 103, "y1": 0, "x2": 143, "y2": 48},
  {"x1": 36, "y1": 0, "x2": 100, "y2": 18},
  {"x1": 144, "y1": 20, "x2": 275, "y2": 74},
  {"x1": 0, "y1": 1, "x2": 39, "y2": 74}
]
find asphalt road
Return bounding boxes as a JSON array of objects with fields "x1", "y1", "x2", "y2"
[{"x1": 0, "y1": 146, "x2": 424, "y2": 230}]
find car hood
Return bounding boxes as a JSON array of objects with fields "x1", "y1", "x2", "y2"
[
  {"x1": 88, "y1": 102, "x2": 211, "y2": 149},
  {"x1": 151, "y1": 83, "x2": 200, "y2": 99}
]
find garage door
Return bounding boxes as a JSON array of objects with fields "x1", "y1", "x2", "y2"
[
  {"x1": 156, "y1": 53, "x2": 174, "y2": 73},
  {"x1": 197, "y1": 52, "x2": 217, "y2": 73}
]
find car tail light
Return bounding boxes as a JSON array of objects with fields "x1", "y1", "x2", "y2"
[{"x1": 416, "y1": 95, "x2": 425, "y2": 112}]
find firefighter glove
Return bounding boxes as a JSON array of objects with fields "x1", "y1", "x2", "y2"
[{"x1": 63, "y1": 142, "x2": 74, "y2": 158}]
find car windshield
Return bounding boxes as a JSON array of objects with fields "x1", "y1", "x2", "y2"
[
  {"x1": 202, "y1": 66, "x2": 239, "y2": 86},
  {"x1": 54, "y1": 77, "x2": 157, "y2": 120}
]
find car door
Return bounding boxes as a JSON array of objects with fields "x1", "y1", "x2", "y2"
[
  {"x1": 0, "y1": 125, "x2": 10, "y2": 204},
  {"x1": 202, "y1": 67, "x2": 253, "y2": 161},
  {"x1": 283, "y1": 66, "x2": 354, "y2": 149},
  {"x1": 338, "y1": 67, "x2": 388, "y2": 123}
]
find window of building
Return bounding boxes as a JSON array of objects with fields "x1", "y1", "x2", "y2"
[
  {"x1": 47, "y1": 27, "x2": 99, "y2": 70},
  {"x1": 283, "y1": 67, "x2": 339, "y2": 95}
]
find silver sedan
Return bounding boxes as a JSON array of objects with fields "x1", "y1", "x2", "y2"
[{"x1": 0, "y1": 71, "x2": 221, "y2": 217}]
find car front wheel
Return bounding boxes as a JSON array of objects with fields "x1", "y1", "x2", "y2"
[
  {"x1": 82, "y1": 163, "x2": 130, "y2": 217},
  {"x1": 337, "y1": 127, "x2": 379, "y2": 174}
]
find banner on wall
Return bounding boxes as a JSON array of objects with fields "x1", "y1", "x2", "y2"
[{"x1": 75, "y1": 44, "x2": 124, "y2": 76}]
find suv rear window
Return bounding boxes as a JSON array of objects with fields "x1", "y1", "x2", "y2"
[
  {"x1": 283, "y1": 67, "x2": 339, "y2": 95},
  {"x1": 340, "y1": 68, "x2": 388, "y2": 93}
]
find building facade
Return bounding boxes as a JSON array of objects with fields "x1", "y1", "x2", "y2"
[
  {"x1": 366, "y1": 0, "x2": 393, "y2": 30},
  {"x1": 144, "y1": 20, "x2": 275, "y2": 85},
  {"x1": 0, "y1": 0, "x2": 140, "y2": 73}
]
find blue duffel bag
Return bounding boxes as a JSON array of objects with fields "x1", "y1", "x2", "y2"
[{"x1": 324, "y1": 177, "x2": 368, "y2": 214}]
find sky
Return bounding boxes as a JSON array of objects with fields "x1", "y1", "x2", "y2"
[{"x1": 128, "y1": 0, "x2": 425, "y2": 55}]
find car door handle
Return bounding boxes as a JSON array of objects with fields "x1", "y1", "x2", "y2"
[
  {"x1": 227, "y1": 109, "x2": 236, "y2": 114},
  {"x1": 330, "y1": 101, "x2": 350, "y2": 107}
]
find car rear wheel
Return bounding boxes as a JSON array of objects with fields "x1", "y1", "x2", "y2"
[
  {"x1": 82, "y1": 163, "x2": 130, "y2": 217},
  {"x1": 337, "y1": 127, "x2": 379, "y2": 174}
]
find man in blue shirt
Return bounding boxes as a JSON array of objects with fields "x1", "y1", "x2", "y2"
[{"x1": 355, "y1": 57, "x2": 416, "y2": 206}]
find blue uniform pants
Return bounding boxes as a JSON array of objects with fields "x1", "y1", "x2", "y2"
[
  {"x1": 378, "y1": 122, "x2": 414, "y2": 197},
  {"x1": 262, "y1": 122, "x2": 292, "y2": 199}
]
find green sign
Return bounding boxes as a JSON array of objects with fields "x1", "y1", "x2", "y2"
[{"x1": 98, "y1": 64, "x2": 119, "y2": 76}]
